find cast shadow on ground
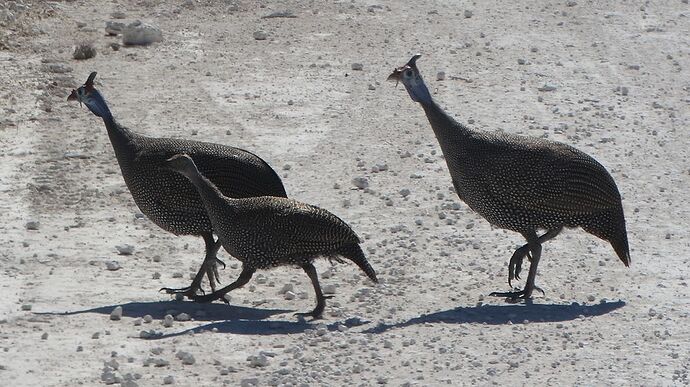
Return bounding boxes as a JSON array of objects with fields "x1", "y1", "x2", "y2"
[
  {"x1": 363, "y1": 300, "x2": 626, "y2": 334},
  {"x1": 35, "y1": 300, "x2": 290, "y2": 322},
  {"x1": 145, "y1": 316, "x2": 371, "y2": 339}
]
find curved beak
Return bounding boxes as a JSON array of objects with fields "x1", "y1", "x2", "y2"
[
  {"x1": 387, "y1": 68, "x2": 403, "y2": 83},
  {"x1": 67, "y1": 89, "x2": 78, "y2": 101}
]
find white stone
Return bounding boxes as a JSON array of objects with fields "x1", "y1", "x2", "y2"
[
  {"x1": 115, "y1": 244, "x2": 134, "y2": 255},
  {"x1": 163, "y1": 314, "x2": 174, "y2": 328},
  {"x1": 110, "y1": 306, "x2": 123, "y2": 321},
  {"x1": 253, "y1": 31, "x2": 267, "y2": 40},
  {"x1": 105, "y1": 261, "x2": 121, "y2": 271},
  {"x1": 122, "y1": 21, "x2": 163, "y2": 46},
  {"x1": 352, "y1": 177, "x2": 369, "y2": 189}
]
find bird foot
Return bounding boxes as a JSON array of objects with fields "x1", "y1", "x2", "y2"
[
  {"x1": 159, "y1": 285, "x2": 205, "y2": 298},
  {"x1": 294, "y1": 310, "x2": 324, "y2": 320},
  {"x1": 489, "y1": 285, "x2": 545, "y2": 302},
  {"x1": 189, "y1": 291, "x2": 230, "y2": 304},
  {"x1": 507, "y1": 249, "x2": 532, "y2": 287}
]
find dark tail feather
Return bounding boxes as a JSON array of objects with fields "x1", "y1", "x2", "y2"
[{"x1": 337, "y1": 243, "x2": 378, "y2": 283}]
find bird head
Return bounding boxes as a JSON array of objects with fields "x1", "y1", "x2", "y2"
[
  {"x1": 67, "y1": 72, "x2": 111, "y2": 118},
  {"x1": 387, "y1": 54, "x2": 432, "y2": 104}
]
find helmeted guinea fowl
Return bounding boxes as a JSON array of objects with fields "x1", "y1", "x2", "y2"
[
  {"x1": 165, "y1": 153, "x2": 378, "y2": 318},
  {"x1": 67, "y1": 72, "x2": 288, "y2": 298},
  {"x1": 388, "y1": 54, "x2": 630, "y2": 300}
]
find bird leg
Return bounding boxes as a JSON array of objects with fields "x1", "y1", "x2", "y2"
[
  {"x1": 491, "y1": 230, "x2": 549, "y2": 300},
  {"x1": 295, "y1": 262, "x2": 332, "y2": 320},
  {"x1": 160, "y1": 235, "x2": 224, "y2": 298},
  {"x1": 190, "y1": 266, "x2": 254, "y2": 303},
  {"x1": 506, "y1": 227, "x2": 563, "y2": 287}
]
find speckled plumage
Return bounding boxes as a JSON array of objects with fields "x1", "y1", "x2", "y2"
[
  {"x1": 390, "y1": 55, "x2": 630, "y2": 299},
  {"x1": 69, "y1": 73, "x2": 287, "y2": 297},
  {"x1": 167, "y1": 154, "x2": 378, "y2": 318}
]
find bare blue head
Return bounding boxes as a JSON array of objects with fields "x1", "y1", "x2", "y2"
[
  {"x1": 67, "y1": 72, "x2": 113, "y2": 121},
  {"x1": 388, "y1": 54, "x2": 432, "y2": 105}
]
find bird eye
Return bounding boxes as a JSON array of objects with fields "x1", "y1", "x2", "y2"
[{"x1": 404, "y1": 69, "x2": 413, "y2": 78}]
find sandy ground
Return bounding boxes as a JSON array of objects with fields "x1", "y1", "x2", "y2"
[{"x1": 1, "y1": 0, "x2": 689, "y2": 386}]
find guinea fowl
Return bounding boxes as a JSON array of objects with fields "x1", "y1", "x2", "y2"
[
  {"x1": 388, "y1": 54, "x2": 630, "y2": 300},
  {"x1": 67, "y1": 72, "x2": 288, "y2": 298},
  {"x1": 165, "y1": 153, "x2": 378, "y2": 318}
]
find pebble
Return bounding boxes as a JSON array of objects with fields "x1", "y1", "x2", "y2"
[
  {"x1": 279, "y1": 283, "x2": 294, "y2": 294},
  {"x1": 111, "y1": 11, "x2": 126, "y2": 19},
  {"x1": 241, "y1": 378, "x2": 259, "y2": 387},
  {"x1": 163, "y1": 314, "x2": 174, "y2": 328},
  {"x1": 436, "y1": 71, "x2": 446, "y2": 81},
  {"x1": 73, "y1": 42, "x2": 96, "y2": 60},
  {"x1": 176, "y1": 351, "x2": 196, "y2": 365},
  {"x1": 351, "y1": 63, "x2": 364, "y2": 71},
  {"x1": 21, "y1": 304, "x2": 32, "y2": 311},
  {"x1": 105, "y1": 261, "x2": 121, "y2": 271},
  {"x1": 105, "y1": 21, "x2": 125, "y2": 35},
  {"x1": 110, "y1": 306, "x2": 123, "y2": 321},
  {"x1": 352, "y1": 177, "x2": 369, "y2": 189},
  {"x1": 253, "y1": 31, "x2": 268, "y2": 40},
  {"x1": 115, "y1": 244, "x2": 134, "y2": 255},
  {"x1": 538, "y1": 84, "x2": 558, "y2": 92},
  {"x1": 41, "y1": 332, "x2": 48, "y2": 340},
  {"x1": 284, "y1": 291, "x2": 296, "y2": 300},
  {"x1": 400, "y1": 188, "x2": 411, "y2": 197},
  {"x1": 464, "y1": 10, "x2": 473, "y2": 18},
  {"x1": 143, "y1": 314, "x2": 153, "y2": 323},
  {"x1": 175, "y1": 313, "x2": 190, "y2": 322},
  {"x1": 368, "y1": 83, "x2": 376, "y2": 90},
  {"x1": 517, "y1": 58, "x2": 526, "y2": 65},
  {"x1": 247, "y1": 354, "x2": 269, "y2": 367},
  {"x1": 110, "y1": 42, "x2": 120, "y2": 51},
  {"x1": 163, "y1": 375, "x2": 175, "y2": 385},
  {"x1": 25, "y1": 220, "x2": 40, "y2": 230},
  {"x1": 44, "y1": 63, "x2": 73, "y2": 74},
  {"x1": 122, "y1": 21, "x2": 163, "y2": 45},
  {"x1": 323, "y1": 284, "x2": 336, "y2": 294}
]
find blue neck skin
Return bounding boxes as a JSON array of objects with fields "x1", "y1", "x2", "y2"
[
  {"x1": 86, "y1": 89, "x2": 115, "y2": 125},
  {"x1": 404, "y1": 74, "x2": 433, "y2": 105}
]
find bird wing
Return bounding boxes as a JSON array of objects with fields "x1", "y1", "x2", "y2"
[
  {"x1": 237, "y1": 198, "x2": 361, "y2": 245},
  {"x1": 467, "y1": 135, "x2": 622, "y2": 214},
  {"x1": 137, "y1": 138, "x2": 287, "y2": 199}
]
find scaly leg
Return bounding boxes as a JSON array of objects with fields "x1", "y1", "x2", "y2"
[
  {"x1": 491, "y1": 230, "x2": 546, "y2": 300},
  {"x1": 508, "y1": 227, "x2": 562, "y2": 287},
  {"x1": 295, "y1": 262, "x2": 332, "y2": 319},
  {"x1": 160, "y1": 233, "x2": 225, "y2": 298},
  {"x1": 191, "y1": 266, "x2": 255, "y2": 303}
]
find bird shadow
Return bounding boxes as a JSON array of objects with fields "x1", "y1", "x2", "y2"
[
  {"x1": 34, "y1": 300, "x2": 290, "y2": 322},
  {"x1": 144, "y1": 316, "x2": 372, "y2": 339},
  {"x1": 363, "y1": 300, "x2": 626, "y2": 334}
]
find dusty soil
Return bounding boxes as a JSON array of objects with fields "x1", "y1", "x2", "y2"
[{"x1": 1, "y1": 0, "x2": 689, "y2": 386}]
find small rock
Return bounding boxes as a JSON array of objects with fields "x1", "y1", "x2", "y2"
[
  {"x1": 351, "y1": 63, "x2": 364, "y2": 71},
  {"x1": 73, "y1": 42, "x2": 97, "y2": 60},
  {"x1": 25, "y1": 221, "x2": 40, "y2": 230},
  {"x1": 122, "y1": 21, "x2": 163, "y2": 46},
  {"x1": 176, "y1": 351, "x2": 195, "y2": 365},
  {"x1": 163, "y1": 314, "x2": 174, "y2": 328},
  {"x1": 566, "y1": 0, "x2": 577, "y2": 6},
  {"x1": 517, "y1": 58, "x2": 526, "y2": 65},
  {"x1": 436, "y1": 71, "x2": 445, "y2": 81},
  {"x1": 105, "y1": 261, "x2": 121, "y2": 271},
  {"x1": 247, "y1": 354, "x2": 269, "y2": 368},
  {"x1": 279, "y1": 283, "x2": 294, "y2": 294},
  {"x1": 538, "y1": 84, "x2": 558, "y2": 92},
  {"x1": 323, "y1": 284, "x2": 336, "y2": 294},
  {"x1": 399, "y1": 188, "x2": 411, "y2": 197},
  {"x1": 253, "y1": 31, "x2": 267, "y2": 40},
  {"x1": 110, "y1": 306, "x2": 123, "y2": 321},
  {"x1": 44, "y1": 63, "x2": 73, "y2": 74},
  {"x1": 21, "y1": 304, "x2": 32, "y2": 311},
  {"x1": 284, "y1": 291, "x2": 296, "y2": 300},
  {"x1": 352, "y1": 177, "x2": 369, "y2": 189},
  {"x1": 621, "y1": 86, "x2": 629, "y2": 96},
  {"x1": 143, "y1": 315, "x2": 153, "y2": 323},
  {"x1": 41, "y1": 332, "x2": 48, "y2": 340},
  {"x1": 175, "y1": 313, "x2": 190, "y2": 322},
  {"x1": 241, "y1": 378, "x2": 259, "y2": 387},
  {"x1": 76, "y1": 21, "x2": 87, "y2": 28},
  {"x1": 464, "y1": 10, "x2": 473, "y2": 18},
  {"x1": 110, "y1": 42, "x2": 120, "y2": 51},
  {"x1": 368, "y1": 83, "x2": 376, "y2": 90},
  {"x1": 115, "y1": 244, "x2": 134, "y2": 255},
  {"x1": 163, "y1": 375, "x2": 175, "y2": 385},
  {"x1": 105, "y1": 21, "x2": 125, "y2": 35},
  {"x1": 111, "y1": 11, "x2": 126, "y2": 19}
]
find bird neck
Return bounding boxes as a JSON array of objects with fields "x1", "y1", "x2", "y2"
[
  {"x1": 183, "y1": 165, "x2": 234, "y2": 211},
  {"x1": 421, "y1": 100, "x2": 472, "y2": 151},
  {"x1": 103, "y1": 115, "x2": 138, "y2": 162}
]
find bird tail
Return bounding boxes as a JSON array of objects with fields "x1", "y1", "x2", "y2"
[{"x1": 335, "y1": 243, "x2": 378, "y2": 283}]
